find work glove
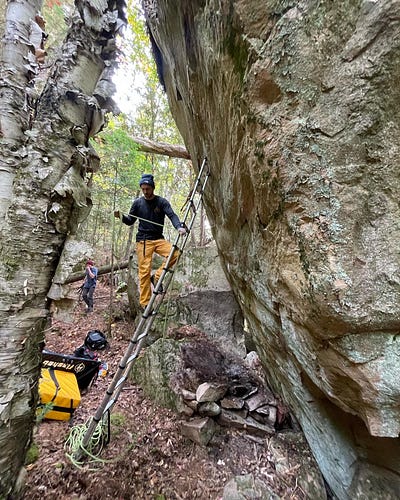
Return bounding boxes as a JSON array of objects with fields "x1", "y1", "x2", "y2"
[
  {"x1": 114, "y1": 210, "x2": 122, "y2": 219},
  {"x1": 178, "y1": 225, "x2": 187, "y2": 236}
]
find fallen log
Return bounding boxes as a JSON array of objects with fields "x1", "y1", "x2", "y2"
[
  {"x1": 132, "y1": 136, "x2": 190, "y2": 160},
  {"x1": 63, "y1": 260, "x2": 130, "y2": 284}
]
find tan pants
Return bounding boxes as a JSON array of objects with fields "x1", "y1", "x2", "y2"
[{"x1": 136, "y1": 239, "x2": 179, "y2": 308}]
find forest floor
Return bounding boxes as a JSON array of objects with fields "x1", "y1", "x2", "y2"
[{"x1": 23, "y1": 283, "x2": 311, "y2": 500}]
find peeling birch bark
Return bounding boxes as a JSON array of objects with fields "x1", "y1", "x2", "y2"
[{"x1": 0, "y1": 0, "x2": 126, "y2": 496}]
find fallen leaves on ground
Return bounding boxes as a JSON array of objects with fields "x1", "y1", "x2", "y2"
[{"x1": 24, "y1": 283, "x2": 306, "y2": 500}]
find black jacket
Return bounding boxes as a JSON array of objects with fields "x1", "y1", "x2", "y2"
[{"x1": 122, "y1": 195, "x2": 181, "y2": 241}]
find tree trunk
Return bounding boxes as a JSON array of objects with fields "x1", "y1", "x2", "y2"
[
  {"x1": 126, "y1": 256, "x2": 141, "y2": 320},
  {"x1": 0, "y1": 0, "x2": 125, "y2": 496}
]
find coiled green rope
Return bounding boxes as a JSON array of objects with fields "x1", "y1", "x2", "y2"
[
  {"x1": 65, "y1": 413, "x2": 136, "y2": 469},
  {"x1": 65, "y1": 415, "x2": 109, "y2": 469}
]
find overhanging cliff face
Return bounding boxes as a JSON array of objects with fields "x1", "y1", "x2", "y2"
[{"x1": 143, "y1": 1, "x2": 400, "y2": 498}]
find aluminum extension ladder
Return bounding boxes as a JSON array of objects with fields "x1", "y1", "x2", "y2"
[{"x1": 75, "y1": 158, "x2": 210, "y2": 459}]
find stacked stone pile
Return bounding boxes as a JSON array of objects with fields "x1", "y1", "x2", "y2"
[
  {"x1": 131, "y1": 335, "x2": 327, "y2": 499},
  {"x1": 170, "y1": 343, "x2": 290, "y2": 446}
]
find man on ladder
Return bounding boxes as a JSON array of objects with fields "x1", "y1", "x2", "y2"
[
  {"x1": 71, "y1": 160, "x2": 209, "y2": 462},
  {"x1": 114, "y1": 173, "x2": 187, "y2": 311}
]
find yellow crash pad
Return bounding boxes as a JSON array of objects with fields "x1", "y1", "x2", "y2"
[{"x1": 38, "y1": 368, "x2": 81, "y2": 421}]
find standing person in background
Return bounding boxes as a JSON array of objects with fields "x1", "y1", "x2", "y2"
[
  {"x1": 82, "y1": 259, "x2": 98, "y2": 313},
  {"x1": 114, "y1": 173, "x2": 186, "y2": 311}
]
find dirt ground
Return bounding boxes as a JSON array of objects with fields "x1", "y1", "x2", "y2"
[{"x1": 23, "y1": 283, "x2": 310, "y2": 500}]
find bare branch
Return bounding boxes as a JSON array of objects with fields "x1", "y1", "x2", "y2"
[{"x1": 132, "y1": 136, "x2": 190, "y2": 159}]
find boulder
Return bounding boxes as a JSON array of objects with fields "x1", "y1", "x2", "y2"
[{"x1": 143, "y1": 1, "x2": 400, "y2": 497}]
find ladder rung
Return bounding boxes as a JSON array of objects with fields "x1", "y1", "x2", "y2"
[
  {"x1": 137, "y1": 331, "x2": 147, "y2": 341},
  {"x1": 115, "y1": 376, "x2": 127, "y2": 389},
  {"x1": 104, "y1": 398, "x2": 116, "y2": 413},
  {"x1": 127, "y1": 352, "x2": 139, "y2": 364},
  {"x1": 142, "y1": 311, "x2": 155, "y2": 319}
]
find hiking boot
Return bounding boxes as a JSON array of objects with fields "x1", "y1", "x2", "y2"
[{"x1": 150, "y1": 275, "x2": 163, "y2": 293}]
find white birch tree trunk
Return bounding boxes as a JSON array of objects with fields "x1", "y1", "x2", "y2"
[{"x1": 0, "y1": 0, "x2": 125, "y2": 496}]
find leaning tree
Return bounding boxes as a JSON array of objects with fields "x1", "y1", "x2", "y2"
[{"x1": 0, "y1": 0, "x2": 126, "y2": 496}]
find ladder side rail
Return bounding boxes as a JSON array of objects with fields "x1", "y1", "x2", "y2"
[
  {"x1": 183, "y1": 181, "x2": 209, "y2": 234},
  {"x1": 153, "y1": 170, "x2": 210, "y2": 294},
  {"x1": 176, "y1": 169, "x2": 210, "y2": 248},
  {"x1": 80, "y1": 342, "x2": 140, "y2": 445},
  {"x1": 81, "y1": 292, "x2": 162, "y2": 443},
  {"x1": 101, "y1": 332, "x2": 150, "y2": 415},
  {"x1": 153, "y1": 267, "x2": 175, "y2": 297},
  {"x1": 100, "y1": 288, "x2": 168, "y2": 415},
  {"x1": 153, "y1": 199, "x2": 201, "y2": 291},
  {"x1": 180, "y1": 171, "x2": 210, "y2": 233},
  {"x1": 176, "y1": 196, "x2": 208, "y2": 251},
  {"x1": 177, "y1": 159, "x2": 208, "y2": 220},
  {"x1": 151, "y1": 248, "x2": 178, "y2": 295},
  {"x1": 191, "y1": 158, "x2": 208, "y2": 196},
  {"x1": 80, "y1": 310, "x2": 157, "y2": 451},
  {"x1": 179, "y1": 168, "x2": 209, "y2": 229},
  {"x1": 151, "y1": 197, "x2": 198, "y2": 292},
  {"x1": 177, "y1": 159, "x2": 208, "y2": 226}
]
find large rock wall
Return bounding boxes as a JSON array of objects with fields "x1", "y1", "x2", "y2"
[{"x1": 143, "y1": 1, "x2": 400, "y2": 498}]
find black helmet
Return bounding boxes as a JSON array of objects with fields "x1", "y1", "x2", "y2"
[{"x1": 84, "y1": 330, "x2": 108, "y2": 350}]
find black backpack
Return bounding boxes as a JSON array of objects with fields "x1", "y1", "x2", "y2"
[
  {"x1": 84, "y1": 330, "x2": 108, "y2": 351},
  {"x1": 73, "y1": 345, "x2": 98, "y2": 360}
]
